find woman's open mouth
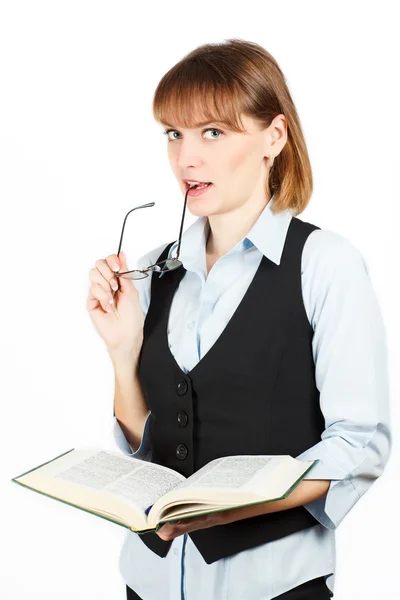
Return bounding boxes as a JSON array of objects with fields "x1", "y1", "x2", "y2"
[{"x1": 185, "y1": 182, "x2": 213, "y2": 196}]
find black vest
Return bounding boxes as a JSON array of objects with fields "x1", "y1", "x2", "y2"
[{"x1": 137, "y1": 215, "x2": 324, "y2": 564}]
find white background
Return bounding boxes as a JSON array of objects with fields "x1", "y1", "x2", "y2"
[{"x1": 1, "y1": 1, "x2": 398, "y2": 598}]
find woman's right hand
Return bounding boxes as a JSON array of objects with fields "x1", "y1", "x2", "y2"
[{"x1": 86, "y1": 251, "x2": 145, "y2": 355}]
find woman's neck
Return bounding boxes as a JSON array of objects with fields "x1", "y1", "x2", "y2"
[{"x1": 206, "y1": 194, "x2": 272, "y2": 258}]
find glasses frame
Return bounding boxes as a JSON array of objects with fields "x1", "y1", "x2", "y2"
[{"x1": 114, "y1": 183, "x2": 196, "y2": 280}]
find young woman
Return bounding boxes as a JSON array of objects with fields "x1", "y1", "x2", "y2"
[{"x1": 87, "y1": 39, "x2": 391, "y2": 600}]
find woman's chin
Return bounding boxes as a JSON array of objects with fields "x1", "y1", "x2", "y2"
[{"x1": 186, "y1": 200, "x2": 214, "y2": 217}]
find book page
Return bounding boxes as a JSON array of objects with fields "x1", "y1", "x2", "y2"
[
  {"x1": 179, "y1": 455, "x2": 316, "y2": 498},
  {"x1": 104, "y1": 461, "x2": 186, "y2": 514},
  {"x1": 148, "y1": 455, "x2": 280, "y2": 525},
  {"x1": 54, "y1": 450, "x2": 186, "y2": 514},
  {"x1": 174, "y1": 455, "x2": 281, "y2": 491},
  {"x1": 14, "y1": 447, "x2": 187, "y2": 528}
]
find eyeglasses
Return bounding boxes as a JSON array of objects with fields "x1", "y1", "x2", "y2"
[{"x1": 114, "y1": 183, "x2": 198, "y2": 280}]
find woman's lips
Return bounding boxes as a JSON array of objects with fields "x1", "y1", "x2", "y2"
[
  {"x1": 184, "y1": 181, "x2": 212, "y2": 190},
  {"x1": 186, "y1": 182, "x2": 213, "y2": 196}
]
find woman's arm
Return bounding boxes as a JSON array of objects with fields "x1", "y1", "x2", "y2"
[
  {"x1": 293, "y1": 232, "x2": 392, "y2": 529},
  {"x1": 111, "y1": 349, "x2": 150, "y2": 453},
  {"x1": 244, "y1": 479, "x2": 331, "y2": 517},
  {"x1": 156, "y1": 480, "x2": 332, "y2": 541},
  {"x1": 110, "y1": 249, "x2": 155, "y2": 459}
]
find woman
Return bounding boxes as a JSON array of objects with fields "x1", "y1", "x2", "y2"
[{"x1": 87, "y1": 39, "x2": 391, "y2": 600}]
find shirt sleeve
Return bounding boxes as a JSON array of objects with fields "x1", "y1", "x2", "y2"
[
  {"x1": 111, "y1": 243, "x2": 170, "y2": 459},
  {"x1": 112, "y1": 412, "x2": 152, "y2": 460},
  {"x1": 295, "y1": 231, "x2": 392, "y2": 529}
]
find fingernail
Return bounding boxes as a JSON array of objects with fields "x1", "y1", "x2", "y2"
[{"x1": 113, "y1": 264, "x2": 120, "y2": 272}]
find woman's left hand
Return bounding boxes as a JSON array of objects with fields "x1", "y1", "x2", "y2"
[{"x1": 156, "y1": 505, "x2": 260, "y2": 541}]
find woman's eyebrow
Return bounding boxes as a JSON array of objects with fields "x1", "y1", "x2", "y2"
[{"x1": 160, "y1": 120, "x2": 224, "y2": 128}]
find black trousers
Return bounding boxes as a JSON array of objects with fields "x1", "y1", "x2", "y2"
[{"x1": 126, "y1": 575, "x2": 333, "y2": 599}]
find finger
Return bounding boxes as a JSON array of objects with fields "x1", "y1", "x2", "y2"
[
  {"x1": 90, "y1": 253, "x2": 128, "y2": 300},
  {"x1": 87, "y1": 266, "x2": 115, "y2": 312},
  {"x1": 162, "y1": 520, "x2": 190, "y2": 535},
  {"x1": 156, "y1": 524, "x2": 175, "y2": 540},
  {"x1": 88, "y1": 267, "x2": 116, "y2": 295},
  {"x1": 94, "y1": 257, "x2": 118, "y2": 291},
  {"x1": 110, "y1": 251, "x2": 135, "y2": 295},
  {"x1": 88, "y1": 282, "x2": 115, "y2": 313},
  {"x1": 105, "y1": 253, "x2": 122, "y2": 275}
]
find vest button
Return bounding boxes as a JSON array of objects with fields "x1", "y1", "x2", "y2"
[
  {"x1": 177, "y1": 410, "x2": 188, "y2": 428},
  {"x1": 176, "y1": 379, "x2": 188, "y2": 395},
  {"x1": 176, "y1": 443, "x2": 188, "y2": 460}
]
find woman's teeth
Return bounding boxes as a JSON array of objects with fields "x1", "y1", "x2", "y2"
[{"x1": 190, "y1": 182, "x2": 210, "y2": 189}]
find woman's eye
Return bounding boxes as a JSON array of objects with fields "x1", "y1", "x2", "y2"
[
  {"x1": 162, "y1": 128, "x2": 223, "y2": 141},
  {"x1": 163, "y1": 129, "x2": 180, "y2": 140},
  {"x1": 203, "y1": 128, "x2": 223, "y2": 139}
]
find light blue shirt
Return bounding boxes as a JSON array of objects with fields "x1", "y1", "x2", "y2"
[{"x1": 112, "y1": 195, "x2": 391, "y2": 600}]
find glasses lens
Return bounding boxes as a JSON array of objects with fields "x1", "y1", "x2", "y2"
[
  {"x1": 164, "y1": 258, "x2": 183, "y2": 270},
  {"x1": 148, "y1": 258, "x2": 182, "y2": 273},
  {"x1": 119, "y1": 271, "x2": 149, "y2": 280},
  {"x1": 118, "y1": 259, "x2": 182, "y2": 280}
]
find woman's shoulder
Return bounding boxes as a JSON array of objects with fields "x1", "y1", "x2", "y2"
[
  {"x1": 299, "y1": 226, "x2": 380, "y2": 336},
  {"x1": 302, "y1": 227, "x2": 370, "y2": 278}
]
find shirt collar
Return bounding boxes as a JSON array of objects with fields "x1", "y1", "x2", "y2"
[{"x1": 163, "y1": 193, "x2": 294, "y2": 275}]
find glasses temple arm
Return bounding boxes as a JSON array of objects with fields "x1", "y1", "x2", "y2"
[
  {"x1": 117, "y1": 202, "x2": 155, "y2": 257},
  {"x1": 175, "y1": 188, "x2": 190, "y2": 260}
]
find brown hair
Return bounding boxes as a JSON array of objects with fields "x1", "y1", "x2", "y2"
[{"x1": 152, "y1": 38, "x2": 313, "y2": 216}]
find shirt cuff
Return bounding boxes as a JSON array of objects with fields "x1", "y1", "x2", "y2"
[
  {"x1": 301, "y1": 477, "x2": 360, "y2": 529},
  {"x1": 295, "y1": 427, "x2": 390, "y2": 529},
  {"x1": 112, "y1": 412, "x2": 152, "y2": 461}
]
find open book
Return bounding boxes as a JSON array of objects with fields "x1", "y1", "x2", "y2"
[{"x1": 11, "y1": 447, "x2": 319, "y2": 533}]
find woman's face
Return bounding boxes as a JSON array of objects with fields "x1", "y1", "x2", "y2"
[{"x1": 162, "y1": 113, "x2": 286, "y2": 217}]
